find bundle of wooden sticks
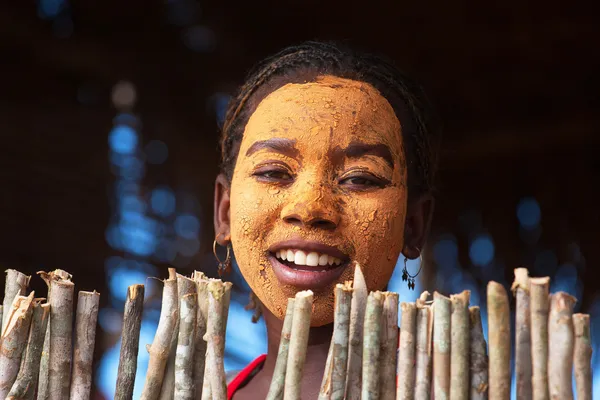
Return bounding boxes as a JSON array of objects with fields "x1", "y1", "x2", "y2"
[{"x1": 0, "y1": 264, "x2": 593, "y2": 400}]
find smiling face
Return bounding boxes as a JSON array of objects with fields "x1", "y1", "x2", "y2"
[{"x1": 228, "y1": 75, "x2": 408, "y2": 326}]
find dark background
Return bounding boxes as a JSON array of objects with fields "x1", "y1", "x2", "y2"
[{"x1": 1, "y1": 0, "x2": 598, "y2": 397}]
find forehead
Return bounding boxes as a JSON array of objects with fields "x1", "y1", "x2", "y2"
[{"x1": 241, "y1": 75, "x2": 403, "y2": 154}]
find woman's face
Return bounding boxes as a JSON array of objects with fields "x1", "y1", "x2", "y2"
[{"x1": 228, "y1": 75, "x2": 408, "y2": 326}]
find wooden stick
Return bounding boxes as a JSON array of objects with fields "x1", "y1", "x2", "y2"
[
  {"x1": 47, "y1": 278, "x2": 74, "y2": 400},
  {"x1": 469, "y1": 306, "x2": 489, "y2": 400},
  {"x1": 397, "y1": 301, "x2": 417, "y2": 400},
  {"x1": 487, "y1": 281, "x2": 510, "y2": 400},
  {"x1": 2, "y1": 269, "x2": 31, "y2": 334},
  {"x1": 345, "y1": 262, "x2": 367, "y2": 400},
  {"x1": 6, "y1": 301, "x2": 50, "y2": 400},
  {"x1": 548, "y1": 292, "x2": 576, "y2": 400},
  {"x1": 361, "y1": 291, "x2": 384, "y2": 400},
  {"x1": 204, "y1": 280, "x2": 233, "y2": 400},
  {"x1": 433, "y1": 291, "x2": 451, "y2": 400},
  {"x1": 530, "y1": 277, "x2": 550, "y2": 400},
  {"x1": 140, "y1": 271, "x2": 178, "y2": 400},
  {"x1": 511, "y1": 268, "x2": 532, "y2": 400},
  {"x1": 37, "y1": 269, "x2": 71, "y2": 400},
  {"x1": 192, "y1": 271, "x2": 208, "y2": 400},
  {"x1": 380, "y1": 292, "x2": 399, "y2": 400},
  {"x1": 70, "y1": 291, "x2": 100, "y2": 400},
  {"x1": 331, "y1": 283, "x2": 353, "y2": 400},
  {"x1": 415, "y1": 292, "x2": 433, "y2": 400},
  {"x1": 0, "y1": 292, "x2": 35, "y2": 398},
  {"x1": 283, "y1": 290, "x2": 314, "y2": 400},
  {"x1": 159, "y1": 273, "x2": 196, "y2": 400},
  {"x1": 573, "y1": 313, "x2": 592, "y2": 400},
  {"x1": 115, "y1": 284, "x2": 145, "y2": 400},
  {"x1": 450, "y1": 290, "x2": 470, "y2": 400},
  {"x1": 174, "y1": 293, "x2": 197, "y2": 400},
  {"x1": 267, "y1": 298, "x2": 295, "y2": 400}
]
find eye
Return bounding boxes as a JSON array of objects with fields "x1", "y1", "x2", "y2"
[
  {"x1": 253, "y1": 166, "x2": 294, "y2": 183},
  {"x1": 338, "y1": 171, "x2": 389, "y2": 189},
  {"x1": 340, "y1": 176, "x2": 378, "y2": 186}
]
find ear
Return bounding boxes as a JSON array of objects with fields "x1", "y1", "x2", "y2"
[
  {"x1": 213, "y1": 173, "x2": 232, "y2": 245},
  {"x1": 403, "y1": 194, "x2": 435, "y2": 259}
]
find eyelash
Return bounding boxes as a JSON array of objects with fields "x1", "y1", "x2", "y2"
[{"x1": 253, "y1": 165, "x2": 389, "y2": 189}]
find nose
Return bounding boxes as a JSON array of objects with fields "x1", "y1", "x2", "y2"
[{"x1": 280, "y1": 184, "x2": 340, "y2": 230}]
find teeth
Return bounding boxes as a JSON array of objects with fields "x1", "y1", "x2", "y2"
[
  {"x1": 294, "y1": 251, "x2": 307, "y2": 265},
  {"x1": 306, "y1": 252, "x2": 319, "y2": 266},
  {"x1": 274, "y1": 249, "x2": 346, "y2": 268},
  {"x1": 318, "y1": 254, "x2": 329, "y2": 266}
]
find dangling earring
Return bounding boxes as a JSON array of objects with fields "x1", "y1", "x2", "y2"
[
  {"x1": 402, "y1": 246, "x2": 423, "y2": 291},
  {"x1": 213, "y1": 233, "x2": 232, "y2": 277}
]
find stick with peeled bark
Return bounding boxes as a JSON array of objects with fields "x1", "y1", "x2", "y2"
[
  {"x1": 433, "y1": 292, "x2": 451, "y2": 400},
  {"x1": 380, "y1": 292, "x2": 399, "y2": 400},
  {"x1": 192, "y1": 271, "x2": 208, "y2": 400},
  {"x1": 0, "y1": 292, "x2": 35, "y2": 398},
  {"x1": 70, "y1": 291, "x2": 100, "y2": 400},
  {"x1": 469, "y1": 306, "x2": 488, "y2": 400},
  {"x1": 174, "y1": 293, "x2": 197, "y2": 400},
  {"x1": 2, "y1": 269, "x2": 31, "y2": 334},
  {"x1": 267, "y1": 298, "x2": 296, "y2": 400},
  {"x1": 573, "y1": 313, "x2": 592, "y2": 400},
  {"x1": 450, "y1": 290, "x2": 470, "y2": 400},
  {"x1": 530, "y1": 277, "x2": 550, "y2": 400},
  {"x1": 345, "y1": 263, "x2": 367, "y2": 400},
  {"x1": 6, "y1": 301, "x2": 50, "y2": 400},
  {"x1": 283, "y1": 290, "x2": 314, "y2": 400},
  {"x1": 487, "y1": 281, "x2": 510, "y2": 400},
  {"x1": 140, "y1": 271, "x2": 178, "y2": 400},
  {"x1": 415, "y1": 292, "x2": 432, "y2": 400},
  {"x1": 511, "y1": 268, "x2": 532, "y2": 400},
  {"x1": 203, "y1": 280, "x2": 233, "y2": 400},
  {"x1": 397, "y1": 302, "x2": 417, "y2": 400},
  {"x1": 159, "y1": 273, "x2": 196, "y2": 400},
  {"x1": 48, "y1": 277, "x2": 74, "y2": 400},
  {"x1": 115, "y1": 284, "x2": 145, "y2": 400},
  {"x1": 319, "y1": 283, "x2": 352, "y2": 400},
  {"x1": 548, "y1": 292, "x2": 576, "y2": 400},
  {"x1": 361, "y1": 291, "x2": 384, "y2": 400}
]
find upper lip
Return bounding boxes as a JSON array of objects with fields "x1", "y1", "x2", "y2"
[{"x1": 268, "y1": 239, "x2": 349, "y2": 261}]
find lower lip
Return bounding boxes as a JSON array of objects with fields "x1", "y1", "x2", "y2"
[{"x1": 268, "y1": 254, "x2": 347, "y2": 291}]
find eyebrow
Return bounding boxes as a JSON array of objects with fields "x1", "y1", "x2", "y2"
[
  {"x1": 245, "y1": 138, "x2": 299, "y2": 159},
  {"x1": 338, "y1": 141, "x2": 395, "y2": 168}
]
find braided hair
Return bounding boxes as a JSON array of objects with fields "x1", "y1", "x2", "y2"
[{"x1": 220, "y1": 41, "x2": 441, "y2": 199}]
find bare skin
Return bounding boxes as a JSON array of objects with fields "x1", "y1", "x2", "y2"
[{"x1": 214, "y1": 75, "x2": 433, "y2": 398}]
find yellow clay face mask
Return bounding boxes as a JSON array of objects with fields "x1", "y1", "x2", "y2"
[{"x1": 229, "y1": 75, "x2": 408, "y2": 326}]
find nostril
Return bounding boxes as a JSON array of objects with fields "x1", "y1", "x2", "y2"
[
  {"x1": 283, "y1": 215, "x2": 303, "y2": 226},
  {"x1": 311, "y1": 218, "x2": 337, "y2": 230}
]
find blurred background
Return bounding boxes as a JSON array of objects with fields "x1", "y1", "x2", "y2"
[{"x1": 0, "y1": 0, "x2": 598, "y2": 398}]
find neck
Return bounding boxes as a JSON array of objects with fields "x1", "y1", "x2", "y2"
[{"x1": 261, "y1": 306, "x2": 332, "y2": 391}]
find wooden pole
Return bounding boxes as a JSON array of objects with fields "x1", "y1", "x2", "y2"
[
  {"x1": 115, "y1": 284, "x2": 145, "y2": 400},
  {"x1": 450, "y1": 290, "x2": 470, "y2": 400},
  {"x1": 380, "y1": 292, "x2": 399, "y2": 400},
  {"x1": 47, "y1": 278, "x2": 74, "y2": 400},
  {"x1": 267, "y1": 298, "x2": 295, "y2": 400},
  {"x1": 2, "y1": 269, "x2": 30, "y2": 334},
  {"x1": 530, "y1": 277, "x2": 550, "y2": 400},
  {"x1": 469, "y1": 306, "x2": 489, "y2": 400},
  {"x1": 174, "y1": 293, "x2": 198, "y2": 400},
  {"x1": 433, "y1": 291, "x2": 451, "y2": 400},
  {"x1": 70, "y1": 291, "x2": 101, "y2": 400},
  {"x1": 573, "y1": 313, "x2": 592, "y2": 400},
  {"x1": 487, "y1": 281, "x2": 510, "y2": 400},
  {"x1": 345, "y1": 262, "x2": 367, "y2": 400},
  {"x1": 192, "y1": 271, "x2": 208, "y2": 400},
  {"x1": 547, "y1": 292, "x2": 576, "y2": 400},
  {"x1": 361, "y1": 291, "x2": 384, "y2": 400},
  {"x1": 511, "y1": 268, "x2": 532, "y2": 400},
  {"x1": 414, "y1": 292, "x2": 432, "y2": 400}
]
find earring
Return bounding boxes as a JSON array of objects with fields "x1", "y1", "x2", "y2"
[
  {"x1": 213, "y1": 233, "x2": 232, "y2": 277},
  {"x1": 402, "y1": 247, "x2": 423, "y2": 291}
]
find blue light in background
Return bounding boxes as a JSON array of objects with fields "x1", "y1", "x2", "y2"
[
  {"x1": 120, "y1": 195, "x2": 146, "y2": 213},
  {"x1": 178, "y1": 238, "x2": 200, "y2": 257},
  {"x1": 145, "y1": 140, "x2": 169, "y2": 165},
  {"x1": 98, "y1": 307, "x2": 123, "y2": 334},
  {"x1": 433, "y1": 236, "x2": 458, "y2": 267},
  {"x1": 174, "y1": 214, "x2": 200, "y2": 239},
  {"x1": 109, "y1": 125, "x2": 138, "y2": 154},
  {"x1": 38, "y1": 0, "x2": 65, "y2": 19},
  {"x1": 469, "y1": 235, "x2": 495, "y2": 267},
  {"x1": 150, "y1": 187, "x2": 176, "y2": 217},
  {"x1": 119, "y1": 219, "x2": 157, "y2": 256},
  {"x1": 108, "y1": 267, "x2": 149, "y2": 302},
  {"x1": 516, "y1": 197, "x2": 541, "y2": 230}
]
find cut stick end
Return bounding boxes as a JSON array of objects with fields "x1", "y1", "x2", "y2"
[
  {"x1": 550, "y1": 291, "x2": 577, "y2": 311},
  {"x1": 511, "y1": 267, "x2": 530, "y2": 295},
  {"x1": 450, "y1": 289, "x2": 471, "y2": 305},
  {"x1": 127, "y1": 284, "x2": 145, "y2": 299},
  {"x1": 487, "y1": 281, "x2": 509, "y2": 300},
  {"x1": 529, "y1": 276, "x2": 551, "y2": 286},
  {"x1": 167, "y1": 267, "x2": 177, "y2": 280}
]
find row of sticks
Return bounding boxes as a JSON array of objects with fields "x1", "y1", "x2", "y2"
[
  {"x1": 265, "y1": 265, "x2": 593, "y2": 400},
  {"x1": 0, "y1": 264, "x2": 594, "y2": 400}
]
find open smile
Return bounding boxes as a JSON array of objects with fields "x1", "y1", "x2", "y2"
[{"x1": 267, "y1": 239, "x2": 350, "y2": 290}]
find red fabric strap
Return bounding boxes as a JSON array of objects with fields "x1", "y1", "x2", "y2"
[{"x1": 227, "y1": 354, "x2": 267, "y2": 400}]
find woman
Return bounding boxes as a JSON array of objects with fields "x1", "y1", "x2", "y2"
[{"x1": 213, "y1": 41, "x2": 440, "y2": 399}]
